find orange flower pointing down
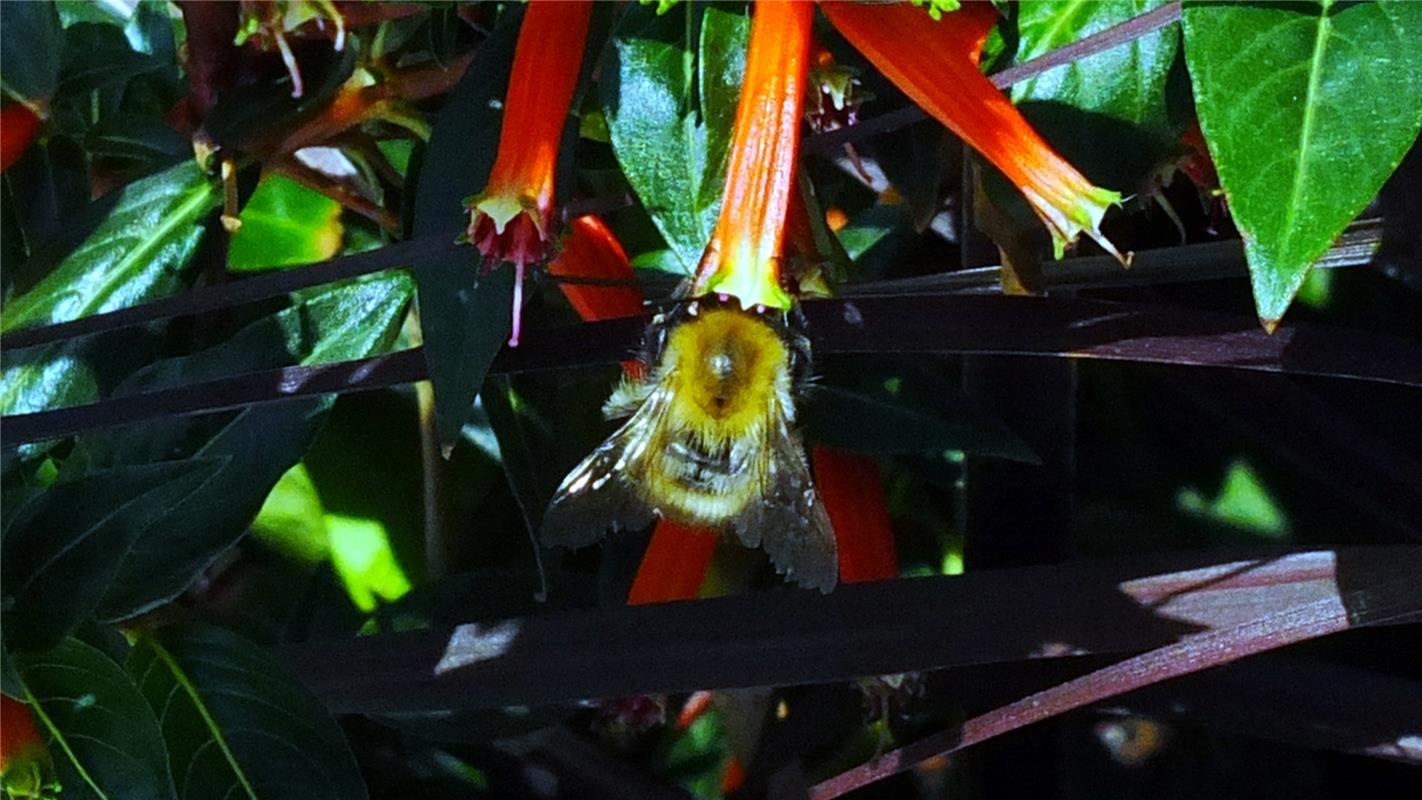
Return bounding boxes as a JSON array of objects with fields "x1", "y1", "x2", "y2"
[
  {"x1": 466, "y1": 0, "x2": 592, "y2": 346},
  {"x1": 822, "y1": 1, "x2": 1123, "y2": 260},
  {"x1": 690, "y1": 0, "x2": 815, "y2": 310}
]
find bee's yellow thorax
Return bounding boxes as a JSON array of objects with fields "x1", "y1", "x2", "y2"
[{"x1": 661, "y1": 307, "x2": 791, "y2": 447}]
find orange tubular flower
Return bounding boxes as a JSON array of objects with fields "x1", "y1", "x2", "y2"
[
  {"x1": 467, "y1": 0, "x2": 592, "y2": 346},
  {"x1": 544, "y1": 215, "x2": 719, "y2": 603},
  {"x1": 690, "y1": 0, "x2": 814, "y2": 310},
  {"x1": 822, "y1": 1, "x2": 1123, "y2": 260},
  {"x1": 546, "y1": 215, "x2": 645, "y2": 323},
  {"x1": 813, "y1": 448, "x2": 899, "y2": 583},
  {"x1": 627, "y1": 520, "x2": 720, "y2": 605},
  {"x1": 1, "y1": 695, "x2": 56, "y2": 798}
]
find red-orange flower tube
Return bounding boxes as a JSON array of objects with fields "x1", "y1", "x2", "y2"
[
  {"x1": 1, "y1": 695, "x2": 56, "y2": 798},
  {"x1": 545, "y1": 215, "x2": 719, "y2": 603},
  {"x1": 1, "y1": 104, "x2": 42, "y2": 173},
  {"x1": 813, "y1": 448, "x2": 899, "y2": 583},
  {"x1": 466, "y1": 0, "x2": 592, "y2": 346},
  {"x1": 822, "y1": 1, "x2": 1123, "y2": 260},
  {"x1": 547, "y1": 215, "x2": 645, "y2": 323},
  {"x1": 690, "y1": 0, "x2": 814, "y2": 310}
]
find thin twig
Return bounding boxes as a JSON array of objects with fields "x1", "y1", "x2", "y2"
[
  {"x1": 0, "y1": 219, "x2": 1385, "y2": 352},
  {"x1": 403, "y1": 309, "x2": 448, "y2": 582},
  {"x1": 809, "y1": 571, "x2": 1422, "y2": 798},
  {"x1": 6, "y1": 294, "x2": 1422, "y2": 445},
  {"x1": 0, "y1": 235, "x2": 462, "y2": 350}
]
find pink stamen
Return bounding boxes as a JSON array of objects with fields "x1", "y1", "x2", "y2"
[{"x1": 508, "y1": 259, "x2": 526, "y2": 347}]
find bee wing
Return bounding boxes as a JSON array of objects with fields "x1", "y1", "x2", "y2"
[
  {"x1": 539, "y1": 387, "x2": 668, "y2": 550},
  {"x1": 732, "y1": 418, "x2": 838, "y2": 593}
]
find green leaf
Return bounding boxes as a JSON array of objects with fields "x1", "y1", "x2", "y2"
[
  {"x1": 252, "y1": 463, "x2": 331, "y2": 564},
  {"x1": 600, "y1": 3, "x2": 749, "y2": 273},
  {"x1": 0, "y1": 0, "x2": 62, "y2": 103},
  {"x1": 1182, "y1": 1, "x2": 1422, "y2": 325},
  {"x1": 84, "y1": 113, "x2": 189, "y2": 167},
  {"x1": 0, "y1": 160, "x2": 219, "y2": 418},
  {"x1": 1, "y1": 459, "x2": 225, "y2": 651},
  {"x1": 1014, "y1": 0, "x2": 1181, "y2": 137},
  {"x1": 13, "y1": 638, "x2": 177, "y2": 800},
  {"x1": 57, "y1": 22, "x2": 162, "y2": 100},
  {"x1": 80, "y1": 274, "x2": 413, "y2": 620},
  {"x1": 127, "y1": 625, "x2": 367, "y2": 800},
  {"x1": 325, "y1": 514, "x2": 412, "y2": 613},
  {"x1": 411, "y1": 9, "x2": 520, "y2": 449},
  {"x1": 802, "y1": 384, "x2": 1039, "y2": 463},
  {"x1": 228, "y1": 175, "x2": 344, "y2": 272}
]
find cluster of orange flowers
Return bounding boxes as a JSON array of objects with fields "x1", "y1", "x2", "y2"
[{"x1": 466, "y1": 0, "x2": 1120, "y2": 600}]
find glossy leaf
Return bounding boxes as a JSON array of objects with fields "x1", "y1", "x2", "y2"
[
  {"x1": 0, "y1": 160, "x2": 219, "y2": 426},
  {"x1": 1182, "y1": 1, "x2": 1422, "y2": 324},
  {"x1": 127, "y1": 625, "x2": 367, "y2": 800},
  {"x1": 228, "y1": 174, "x2": 344, "y2": 272},
  {"x1": 1, "y1": 459, "x2": 225, "y2": 651},
  {"x1": 0, "y1": 160, "x2": 215, "y2": 333},
  {"x1": 12, "y1": 638, "x2": 177, "y2": 800},
  {"x1": 84, "y1": 274, "x2": 413, "y2": 620},
  {"x1": 600, "y1": 4, "x2": 749, "y2": 273},
  {"x1": 411, "y1": 9, "x2": 519, "y2": 449},
  {"x1": 1013, "y1": 0, "x2": 1181, "y2": 138}
]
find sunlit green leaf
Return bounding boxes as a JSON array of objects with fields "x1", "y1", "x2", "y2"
[
  {"x1": 251, "y1": 463, "x2": 330, "y2": 564},
  {"x1": 601, "y1": 3, "x2": 748, "y2": 273},
  {"x1": 1182, "y1": 0, "x2": 1422, "y2": 324},
  {"x1": 13, "y1": 638, "x2": 177, "y2": 800},
  {"x1": 326, "y1": 514, "x2": 412, "y2": 613},
  {"x1": 1, "y1": 161, "x2": 218, "y2": 419},
  {"x1": 228, "y1": 175, "x2": 344, "y2": 272},
  {"x1": 79, "y1": 274, "x2": 413, "y2": 620},
  {"x1": 127, "y1": 625, "x2": 367, "y2": 800},
  {"x1": 1014, "y1": 0, "x2": 1181, "y2": 138},
  {"x1": 1176, "y1": 459, "x2": 1290, "y2": 539}
]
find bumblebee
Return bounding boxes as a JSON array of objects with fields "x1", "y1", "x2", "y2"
[{"x1": 540, "y1": 297, "x2": 837, "y2": 592}]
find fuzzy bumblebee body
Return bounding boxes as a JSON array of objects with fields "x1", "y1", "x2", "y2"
[{"x1": 541, "y1": 301, "x2": 837, "y2": 592}]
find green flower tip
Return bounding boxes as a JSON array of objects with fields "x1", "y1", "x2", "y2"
[{"x1": 910, "y1": 0, "x2": 963, "y2": 22}]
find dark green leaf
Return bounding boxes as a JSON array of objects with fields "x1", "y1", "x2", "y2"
[
  {"x1": 81, "y1": 274, "x2": 413, "y2": 620},
  {"x1": 482, "y1": 377, "x2": 557, "y2": 538},
  {"x1": 57, "y1": 22, "x2": 161, "y2": 99},
  {"x1": 0, "y1": 159, "x2": 218, "y2": 333},
  {"x1": 411, "y1": 9, "x2": 520, "y2": 449},
  {"x1": 127, "y1": 625, "x2": 367, "y2": 800},
  {"x1": 0, "y1": 0, "x2": 62, "y2": 103},
  {"x1": 1, "y1": 459, "x2": 225, "y2": 651},
  {"x1": 1013, "y1": 0, "x2": 1181, "y2": 140},
  {"x1": 84, "y1": 113, "x2": 189, "y2": 166},
  {"x1": 1182, "y1": 1, "x2": 1422, "y2": 324},
  {"x1": 600, "y1": 3, "x2": 748, "y2": 273},
  {"x1": 13, "y1": 638, "x2": 177, "y2": 800},
  {"x1": 802, "y1": 385, "x2": 1039, "y2": 463}
]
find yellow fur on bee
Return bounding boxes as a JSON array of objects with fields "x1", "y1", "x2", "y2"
[
  {"x1": 637, "y1": 307, "x2": 795, "y2": 526},
  {"x1": 662, "y1": 307, "x2": 793, "y2": 448}
]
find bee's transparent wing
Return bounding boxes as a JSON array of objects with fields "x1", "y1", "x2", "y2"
[
  {"x1": 732, "y1": 418, "x2": 838, "y2": 593},
  {"x1": 539, "y1": 388, "x2": 667, "y2": 550}
]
